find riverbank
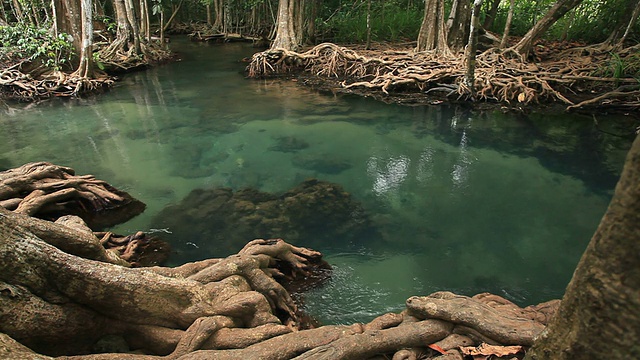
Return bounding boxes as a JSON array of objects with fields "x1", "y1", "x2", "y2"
[
  {"x1": 247, "y1": 41, "x2": 640, "y2": 116},
  {"x1": 0, "y1": 43, "x2": 174, "y2": 101}
]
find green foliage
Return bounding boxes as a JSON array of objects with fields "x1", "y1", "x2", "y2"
[
  {"x1": 319, "y1": 0, "x2": 422, "y2": 44},
  {"x1": 96, "y1": 15, "x2": 118, "y2": 34},
  {"x1": 0, "y1": 24, "x2": 74, "y2": 70},
  {"x1": 598, "y1": 52, "x2": 640, "y2": 87},
  {"x1": 489, "y1": 0, "x2": 640, "y2": 43},
  {"x1": 152, "y1": 0, "x2": 163, "y2": 15}
]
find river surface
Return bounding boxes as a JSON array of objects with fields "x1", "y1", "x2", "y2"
[{"x1": 0, "y1": 39, "x2": 634, "y2": 325}]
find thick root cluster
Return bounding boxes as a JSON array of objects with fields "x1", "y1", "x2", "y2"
[
  {"x1": 248, "y1": 42, "x2": 640, "y2": 111},
  {"x1": 0, "y1": 66, "x2": 113, "y2": 100},
  {"x1": 0, "y1": 162, "x2": 145, "y2": 228}
]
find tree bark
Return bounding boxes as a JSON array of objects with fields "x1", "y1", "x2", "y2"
[
  {"x1": 499, "y1": 0, "x2": 515, "y2": 49},
  {"x1": 512, "y1": 0, "x2": 584, "y2": 57},
  {"x1": 446, "y1": 0, "x2": 472, "y2": 52},
  {"x1": 73, "y1": 0, "x2": 94, "y2": 79},
  {"x1": 0, "y1": 213, "x2": 327, "y2": 356},
  {"x1": 618, "y1": 0, "x2": 640, "y2": 45},
  {"x1": 464, "y1": 0, "x2": 483, "y2": 95},
  {"x1": 52, "y1": 0, "x2": 82, "y2": 64},
  {"x1": 271, "y1": 0, "x2": 299, "y2": 50},
  {"x1": 483, "y1": 0, "x2": 502, "y2": 30},
  {"x1": 524, "y1": 134, "x2": 640, "y2": 360},
  {"x1": 601, "y1": 0, "x2": 640, "y2": 47},
  {"x1": 416, "y1": 0, "x2": 451, "y2": 55}
]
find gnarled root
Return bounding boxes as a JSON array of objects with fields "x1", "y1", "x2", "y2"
[
  {"x1": 0, "y1": 162, "x2": 145, "y2": 229},
  {"x1": 247, "y1": 42, "x2": 640, "y2": 110}
]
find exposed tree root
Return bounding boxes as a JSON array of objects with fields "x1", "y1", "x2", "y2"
[
  {"x1": 0, "y1": 162, "x2": 145, "y2": 228},
  {"x1": 247, "y1": 42, "x2": 640, "y2": 111},
  {"x1": 1, "y1": 162, "x2": 561, "y2": 359},
  {"x1": 0, "y1": 41, "x2": 174, "y2": 100},
  {"x1": 0, "y1": 67, "x2": 114, "y2": 100},
  {"x1": 96, "y1": 41, "x2": 173, "y2": 73}
]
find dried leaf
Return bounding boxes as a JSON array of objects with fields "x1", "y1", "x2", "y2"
[
  {"x1": 428, "y1": 343, "x2": 447, "y2": 355},
  {"x1": 517, "y1": 92, "x2": 526, "y2": 102},
  {"x1": 460, "y1": 343, "x2": 524, "y2": 357}
]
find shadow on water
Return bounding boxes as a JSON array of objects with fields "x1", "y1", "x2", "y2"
[{"x1": 0, "y1": 38, "x2": 636, "y2": 325}]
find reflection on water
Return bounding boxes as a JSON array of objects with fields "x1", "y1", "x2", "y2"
[{"x1": 0, "y1": 39, "x2": 634, "y2": 325}]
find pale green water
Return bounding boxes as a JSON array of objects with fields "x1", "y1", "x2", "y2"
[{"x1": 0, "y1": 39, "x2": 633, "y2": 325}]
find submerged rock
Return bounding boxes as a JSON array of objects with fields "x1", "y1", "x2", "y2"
[
  {"x1": 152, "y1": 179, "x2": 378, "y2": 258},
  {"x1": 292, "y1": 153, "x2": 352, "y2": 174},
  {"x1": 269, "y1": 135, "x2": 310, "y2": 153}
]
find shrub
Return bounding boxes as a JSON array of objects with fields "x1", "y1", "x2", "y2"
[{"x1": 0, "y1": 24, "x2": 74, "y2": 71}]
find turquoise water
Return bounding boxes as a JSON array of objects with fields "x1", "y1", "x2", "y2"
[{"x1": 0, "y1": 39, "x2": 633, "y2": 325}]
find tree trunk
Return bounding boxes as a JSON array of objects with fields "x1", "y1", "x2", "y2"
[
  {"x1": 499, "y1": 0, "x2": 514, "y2": 49},
  {"x1": 365, "y1": 0, "x2": 371, "y2": 49},
  {"x1": 52, "y1": 0, "x2": 82, "y2": 64},
  {"x1": 524, "y1": 134, "x2": 640, "y2": 360},
  {"x1": 464, "y1": 0, "x2": 483, "y2": 95},
  {"x1": 618, "y1": 0, "x2": 640, "y2": 45},
  {"x1": 307, "y1": 0, "x2": 317, "y2": 44},
  {"x1": 601, "y1": 0, "x2": 640, "y2": 47},
  {"x1": 139, "y1": 0, "x2": 150, "y2": 42},
  {"x1": 512, "y1": 0, "x2": 584, "y2": 57},
  {"x1": 163, "y1": 0, "x2": 183, "y2": 32},
  {"x1": 124, "y1": 0, "x2": 141, "y2": 54},
  {"x1": 482, "y1": 0, "x2": 502, "y2": 30},
  {"x1": 271, "y1": 0, "x2": 298, "y2": 50},
  {"x1": 446, "y1": 0, "x2": 472, "y2": 52},
  {"x1": 416, "y1": 0, "x2": 451, "y2": 55},
  {"x1": 74, "y1": 0, "x2": 94, "y2": 79},
  {"x1": 213, "y1": 0, "x2": 223, "y2": 31},
  {"x1": 112, "y1": 0, "x2": 133, "y2": 51}
]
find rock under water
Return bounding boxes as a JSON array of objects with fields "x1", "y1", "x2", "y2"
[{"x1": 152, "y1": 178, "x2": 379, "y2": 259}]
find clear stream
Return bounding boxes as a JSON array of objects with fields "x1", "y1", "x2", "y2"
[{"x1": 0, "y1": 39, "x2": 634, "y2": 325}]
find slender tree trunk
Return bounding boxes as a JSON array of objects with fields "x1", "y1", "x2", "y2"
[
  {"x1": 163, "y1": 0, "x2": 183, "y2": 32},
  {"x1": 619, "y1": 0, "x2": 640, "y2": 45},
  {"x1": 464, "y1": 0, "x2": 483, "y2": 95},
  {"x1": 602, "y1": 0, "x2": 639, "y2": 46},
  {"x1": 499, "y1": 0, "x2": 514, "y2": 49},
  {"x1": 446, "y1": 0, "x2": 471, "y2": 52},
  {"x1": 74, "y1": 0, "x2": 94, "y2": 78},
  {"x1": 307, "y1": 0, "x2": 317, "y2": 44},
  {"x1": 513, "y1": 0, "x2": 584, "y2": 57},
  {"x1": 11, "y1": 0, "x2": 23, "y2": 22},
  {"x1": 124, "y1": 0, "x2": 141, "y2": 54},
  {"x1": 483, "y1": 0, "x2": 501, "y2": 29},
  {"x1": 160, "y1": 8, "x2": 165, "y2": 45},
  {"x1": 524, "y1": 134, "x2": 640, "y2": 360},
  {"x1": 139, "y1": 0, "x2": 150, "y2": 42},
  {"x1": 206, "y1": 3, "x2": 212, "y2": 25},
  {"x1": 223, "y1": 0, "x2": 230, "y2": 33},
  {"x1": 416, "y1": 0, "x2": 451, "y2": 55},
  {"x1": 366, "y1": 0, "x2": 371, "y2": 49},
  {"x1": 213, "y1": 0, "x2": 223, "y2": 30}
]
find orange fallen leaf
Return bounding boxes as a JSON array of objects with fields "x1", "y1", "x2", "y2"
[
  {"x1": 427, "y1": 343, "x2": 447, "y2": 355},
  {"x1": 517, "y1": 92, "x2": 526, "y2": 102}
]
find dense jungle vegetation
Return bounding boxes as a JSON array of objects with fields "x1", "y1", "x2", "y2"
[{"x1": 0, "y1": 0, "x2": 638, "y2": 104}]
